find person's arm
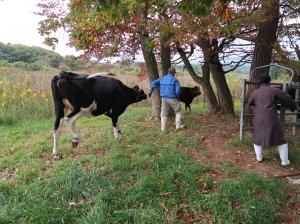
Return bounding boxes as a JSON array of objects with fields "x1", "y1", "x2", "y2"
[
  {"x1": 275, "y1": 89, "x2": 296, "y2": 111},
  {"x1": 175, "y1": 79, "x2": 181, "y2": 98},
  {"x1": 148, "y1": 78, "x2": 160, "y2": 97}
]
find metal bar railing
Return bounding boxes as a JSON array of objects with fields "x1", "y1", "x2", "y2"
[{"x1": 249, "y1": 63, "x2": 295, "y2": 86}]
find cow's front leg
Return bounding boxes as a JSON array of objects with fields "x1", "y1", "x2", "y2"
[
  {"x1": 112, "y1": 117, "x2": 121, "y2": 139},
  {"x1": 66, "y1": 109, "x2": 82, "y2": 148}
]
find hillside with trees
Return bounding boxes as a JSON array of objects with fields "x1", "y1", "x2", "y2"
[{"x1": 0, "y1": 42, "x2": 85, "y2": 71}]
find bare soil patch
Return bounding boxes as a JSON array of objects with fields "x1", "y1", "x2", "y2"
[
  {"x1": 0, "y1": 170, "x2": 14, "y2": 181},
  {"x1": 182, "y1": 114, "x2": 300, "y2": 224},
  {"x1": 183, "y1": 114, "x2": 300, "y2": 177}
]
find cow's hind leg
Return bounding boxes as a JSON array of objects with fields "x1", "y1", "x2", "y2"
[
  {"x1": 66, "y1": 109, "x2": 82, "y2": 148},
  {"x1": 53, "y1": 113, "x2": 64, "y2": 160}
]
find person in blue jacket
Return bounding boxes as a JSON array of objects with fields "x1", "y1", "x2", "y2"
[{"x1": 148, "y1": 67, "x2": 184, "y2": 131}]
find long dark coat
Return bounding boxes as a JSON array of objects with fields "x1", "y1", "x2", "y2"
[{"x1": 248, "y1": 84, "x2": 296, "y2": 147}]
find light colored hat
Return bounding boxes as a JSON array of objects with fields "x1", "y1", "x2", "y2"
[{"x1": 168, "y1": 67, "x2": 176, "y2": 74}]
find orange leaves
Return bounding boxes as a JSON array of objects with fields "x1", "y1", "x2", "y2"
[
  {"x1": 221, "y1": 5, "x2": 231, "y2": 23},
  {"x1": 215, "y1": 0, "x2": 232, "y2": 24}
]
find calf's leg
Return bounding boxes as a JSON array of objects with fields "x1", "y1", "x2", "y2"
[{"x1": 185, "y1": 103, "x2": 188, "y2": 111}]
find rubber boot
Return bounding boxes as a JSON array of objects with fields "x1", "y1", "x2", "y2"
[
  {"x1": 175, "y1": 114, "x2": 184, "y2": 131},
  {"x1": 161, "y1": 116, "x2": 167, "y2": 131},
  {"x1": 278, "y1": 144, "x2": 290, "y2": 166},
  {"x1": 253, "y1": 144, "x2": 263, "y2": 162}
]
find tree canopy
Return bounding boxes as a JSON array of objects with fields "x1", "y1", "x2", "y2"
[{"x1": 36, "y1": 0, "x2": 300, "y2": 115}]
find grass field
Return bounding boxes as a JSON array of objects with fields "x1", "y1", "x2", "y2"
[
  {"x1": 1, "y1": 69, "x2": 299, "y2": 223},
  {"x1": 0, "y1": 105, "x2": 292, "y2": 224}
]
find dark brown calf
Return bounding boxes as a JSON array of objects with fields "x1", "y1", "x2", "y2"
[{"x1": 179, "y1": 86, "x2": 201, "y2": 112}]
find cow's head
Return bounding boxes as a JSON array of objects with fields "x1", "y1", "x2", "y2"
[
  {"x1": 133, "y1": 86, "x2": 147, "y2": 102},
  {"x1": 192, "y1": 86, "x2": 201, "y2": 96}
]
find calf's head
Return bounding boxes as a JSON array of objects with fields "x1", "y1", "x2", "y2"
[
  {"x1": 133, "y1": 86, "x2": 147, "y2": 102},
  {"x1": 192, "y1": 86, "x2": 201, "y2": 96}
]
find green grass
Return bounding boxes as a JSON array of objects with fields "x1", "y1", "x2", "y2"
[
  {"x1": 289, "y1": 142, "x2": 300, "y2": 166},
  {"x1": 0, "y1": 105, "x2": 296, "y2": 223},
  {"x1": 227, "y1": 135, "x2": 253, "y2": 151},
  {"x1": 201, "y1": 174, "x2": 285, "y2": 224}
]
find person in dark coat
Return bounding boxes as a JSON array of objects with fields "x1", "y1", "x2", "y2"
[{"x1": 248, "y1": 74, "x2": 296, "y2": 166}]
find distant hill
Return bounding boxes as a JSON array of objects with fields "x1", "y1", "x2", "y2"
[
  {"x1": 0, "y1": 42, "x2": 254, "y2": 75},
  {"x1": 0, "y1": 42, "x2": 85, "y2": 71},
  {"x1": 187, "y1": 61, "x2": 250, "y2": 76}
]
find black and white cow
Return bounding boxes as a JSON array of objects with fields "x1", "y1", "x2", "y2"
[
  {"x1": 179, "y1": 86, "x2": 201, "y2": 112},
  {"x1": 51, "y1": 71, "x2": 147, "y2": 159}
]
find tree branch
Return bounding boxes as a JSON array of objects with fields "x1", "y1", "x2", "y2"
[
  {"x1": 176, "y1": 45, "x2": 203, "y2": 84},
  {"x1": 224, "y1": 53, "x2": 251, "y2": 74}
]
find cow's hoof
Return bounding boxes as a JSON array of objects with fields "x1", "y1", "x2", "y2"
[
  {"x1": 72, "y1": 138, "x2": 79, "y2": 148},
  {"x1": 115, "y1": 137, "x2": 122, "y2": 141},
  {"x1": 72, "y1": 141, "x2": 79, "y2": 148},
  {"x1": 175, "y1": 125, "x2": 186, "y2": 132},
  {"x1": 53, "y1": 154, "x2": 62, "y2": 160}
]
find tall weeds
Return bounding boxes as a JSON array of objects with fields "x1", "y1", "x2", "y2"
[{"x1": 0, "y1": 74, "x2": 53, "y2": 125}]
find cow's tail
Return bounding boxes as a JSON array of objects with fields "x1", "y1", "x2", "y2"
[{"x1": 51, "y1": 75, "x2": 65, "y2": 129}]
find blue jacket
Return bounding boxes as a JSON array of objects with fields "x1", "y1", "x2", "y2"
[{"x1": 149, "y1": 74, "x2": 181, "y2": 99}]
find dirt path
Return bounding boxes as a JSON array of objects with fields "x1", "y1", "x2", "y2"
[
  {"x1": 184, "y1": 114, "x2": 300, "y2": 177},
  {"x1": 182, "y1": 114, "x2": 300, "y2": 224}
]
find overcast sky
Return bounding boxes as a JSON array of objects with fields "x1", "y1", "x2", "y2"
[{"x1": 0, "y1": 0, "x2": 78, "y2": 56}]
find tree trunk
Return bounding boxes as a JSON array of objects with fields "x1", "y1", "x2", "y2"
[
  {"x1": 140, "y1": 7, "x2": 161, "y2": 120},
  {"x1": 197, "y1": 38, "x2": 235, "y2": 115},
  {"x1": 177, "y1": 46, "x2": 219, "y2": 113},
  {"x1": 201, "y1": 63, "x2": 220, "y2": 113},
  {"x1": 209, "y1": 62, "x2": 234, "y2": 114},
  {"x1": 295, "y1": 45, "x2": 300, "y2": 61},
  {"x1": 141, "y1": 36, "x2": 161, "y2": 119},
  {"x1": 160, "y1": 32, "x2": 171, "y2": 75},
  {"x1": 250, "y1": 0, "x2": 280, "y2": 82},
  {"x1": 160, "y1": 28, "x2": 175, "y2": 118}
]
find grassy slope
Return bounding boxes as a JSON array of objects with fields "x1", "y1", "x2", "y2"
[{"x1": 0, "y1": 105, "x2": 290, "y2": 224}]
